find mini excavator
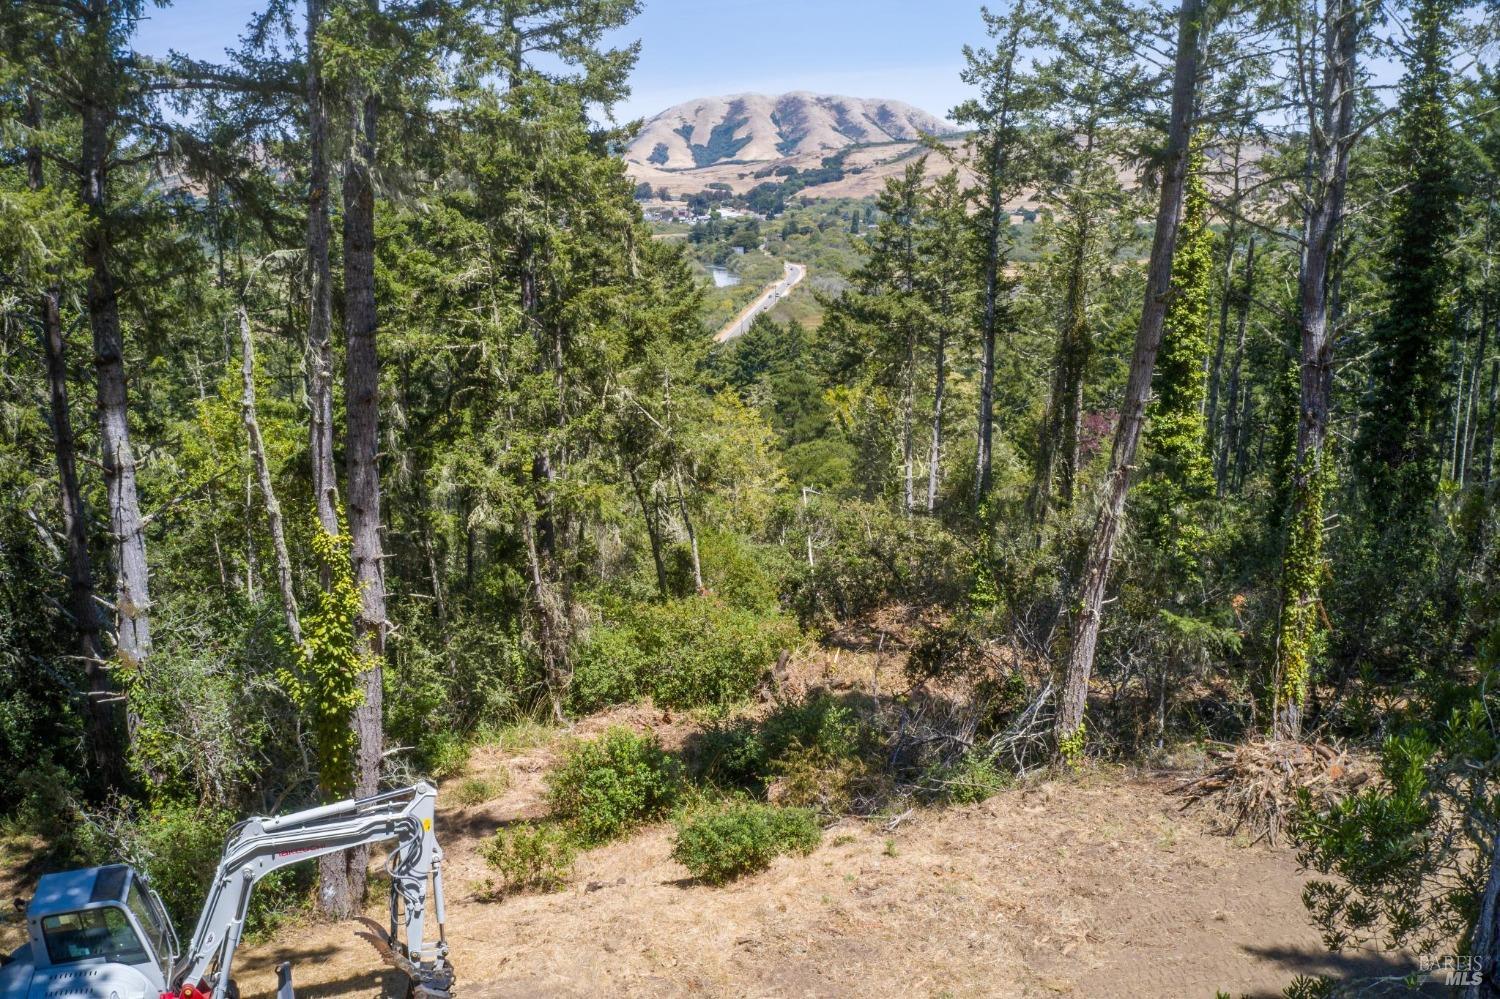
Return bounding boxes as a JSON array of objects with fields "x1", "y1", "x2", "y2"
[{"x1": 1, "y1": 783, "x2": 454, "y2": 999}]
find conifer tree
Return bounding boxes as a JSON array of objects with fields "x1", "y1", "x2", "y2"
[
  {"x1": 1136, "y1": 150, "x2": 1215, "y2": 571},
  {"x1": 1355, "y1": 0, "x2": 1460, "y2": 527},
  {"x1": 955, "y1": 0, "x2": 1043, "y2": 505}
]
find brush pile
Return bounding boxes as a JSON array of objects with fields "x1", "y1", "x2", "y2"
[{"x1": 1173, "y1": 740, "x2": 1373, "y2": 845}]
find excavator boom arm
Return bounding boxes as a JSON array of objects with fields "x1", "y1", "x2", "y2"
[{"x1": 172, "y1": 783, "x2": 452, "y2": 999}]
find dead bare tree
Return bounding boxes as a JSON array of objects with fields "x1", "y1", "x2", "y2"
[{"x1": 238, "y1": 305, "x2": 302, "y2": 647}]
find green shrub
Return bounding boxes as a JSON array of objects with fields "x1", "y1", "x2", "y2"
[
  {"x1": 772, "y1": 745, "x2": 881, "y2": 814},
  {"x1": 546, "y1": 728, "x2": 682, "y2": 844},
  {"x1": 760, "y1": 693, "x2": 865, "y2": 763},
  {"x1": 689, "y1": 718, "x2": 768, "y2": 790},
  {"x1": 569, "y1": 624, "x2": 649, "y2": 712},
  {"x1": 761, "y1": 694, "x2": 880, "y2": 815},
  {"x1": 673, "y1": 530, "x2": 788, "y2": 612},
  {"x1": 672, "y1": 803, "x2": 821, "y2": 884},
  {"x1": 452, "y1": 771, "x2": 508, "y2": 808},
  {"x1": 570, "y1": 597, "x2": 799, "y2": 712},
  {"x1": 685, "y1": 695, "x2": 880, "y2": 814},
  {"x1": 931, "y1": 752, "x2": 1009, "y2": 805},
  {"x1": 423, "y1": 731, "x2": 471, "y2": 781},
  {"x1": 80, "y1": 801, "x2": 300, "y2": 934},
  {"x1": 786, "y1": 501, "x2": 971, "y2": 623},
  {"x1": 480, "y1": 822, "x2": 577, "y2": 895}
]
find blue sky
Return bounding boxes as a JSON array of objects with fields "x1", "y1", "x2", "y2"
[{"x1": 132, "y1": 0, "x2": 985, "y2": 122}]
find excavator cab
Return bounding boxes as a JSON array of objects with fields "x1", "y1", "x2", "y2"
[
  {"x1": 1, "y1": 864, "x2": 178, "y2": 999},
  {"x1": 1, "y1": 784, "x2": 452, "y2": 999}
]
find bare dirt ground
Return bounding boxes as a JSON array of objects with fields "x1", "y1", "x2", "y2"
[
  {"x1": 0, "y1": 621, "x2": 1411, "y2": 998},
  {"x1": 232, "y1": 723, "x2": 1414, "y2": 999}
]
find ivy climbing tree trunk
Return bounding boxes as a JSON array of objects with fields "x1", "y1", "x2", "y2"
[
  {"x1": 1053, "y1": 0, "x2": 1204, "y2": 753},
  {"x1": 320, "y1": 76, "x2": 385, "y2": 919},
  {"x1": 1275, "y1": 0, "x2": 1360, "y2": 741}
]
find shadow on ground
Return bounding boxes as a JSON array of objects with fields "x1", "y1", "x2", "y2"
[{"x1": 1239, "y1": 942, "x2": 1441, "y2": 998}]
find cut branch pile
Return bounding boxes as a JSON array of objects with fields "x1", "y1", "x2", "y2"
[{"x1": 1173, "y1": 740, "x2": 1372, "y2": 845}]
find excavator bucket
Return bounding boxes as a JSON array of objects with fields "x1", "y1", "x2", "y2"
[
  {"x1": 352, "y1": 917, "x2": 456, "y2": 999},
  {"x1": 353, "y1": 917, "x2": 397, "y2": 962}
]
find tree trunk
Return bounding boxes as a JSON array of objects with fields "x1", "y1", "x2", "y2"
[
  {"x1": 1206, "y1": 233, "x2": 1237, "y2": 437},
  {"x1": 674, "y1": 468, "x2": 703, "y2": 592},
  {"x1": 26, "y1": 87, "x2": 124, "y2": 789},
  {"x1": 1274, "y1": 0, "x2": 1359, "y2": 742},
  {"x1": 1467, "y1": 291, "x2": 1490, "y2": 486},
  {"x1": 628, "y1": 464, "x2": 668, "y2": 598},
  {"x1": 320, "y1": 83, "x2": 384, "y2": 920},
  {"x1": 1033, "y1": 195, "x2": 1094, "y2": 527},
  {"x1": 305, "y1": 0, "x2": 339, "y2": 537},
  {"x1": 522, "y1": 513, "x2": 569, "y2": 724},
  {"x1": 239, "y1": 307, "x2": 302, "y2": 646},
  {"x1": 927, "y1": 328, "x2": 947, "y2": 513},
  {"x1": 1485, "y1": 356, "x2": 1499, "y2": 487},
  {"x1": 903, "y1": 335, "x2": 916, "y2": 517},
  {"x1": 1206, "y1": 137, "x2": 1246, "y2": 444},
  {"x1": 1053, "y1": 0, "x2": 1204, "y2": 749},
  {"x1": 1469, "y1": 832, "x2": 1500, "y2": 997},
  {"x1": 1218, "y1": 237, "x2": 1256, "y2": 491},
  {"x1": 79, "y1": 59, "x2": 152, "y2": 674},
  {"x1": 1483, "y1": 188, "x2": 1498, "y2": 488},
  {"x1": 1057, "y1": 237, "x2": 1091, "y2": 512}
]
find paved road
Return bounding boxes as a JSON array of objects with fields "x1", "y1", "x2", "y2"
[{"x1": 713, "y1": 261, "x2": 807, "y2": 343}]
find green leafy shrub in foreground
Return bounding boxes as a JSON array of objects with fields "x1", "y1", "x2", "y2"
[
  {"x1": 761, "y1": 693, "x2": 882, "y2": 814},
  {"x1": 480, "y1": 821, "x2": 577, "y2": 895},
  {"x1": 672, "y1": 803, "x2": 821, "y2": 884},
  {"x1": 546, "y1": 727, "x2": 682, "y2": 844}
]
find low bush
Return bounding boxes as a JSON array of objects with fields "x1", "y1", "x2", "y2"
[
  {"x1": 546, "y1": 728, "x2": 683, "y2": 844},
  {"x1": 480, "y1": 822, "x2": 577, "y2": 896},
  {"x1": 452, "y1": 771, "x2": 508, "y2": 808},
  {"x1": 669, "y1": 530, "x2": 788, "y2": 613},
  {"x1": 422, "y1": 731, "x2": 472, "y2": 781},
  {"x1": 785, "y1": 501, "x2": 972, "y2": 624},
  {"x1": 685, "y1": 695, "x2": 881, "y2": 815},
  {"x1": 760, "y1": 694, "x2": 866, "y2": 763},
  {"x1": 930, "y1": 752, "x2": 1009, "y2": 805},
  {"x1": 761, "y1": 694, "x2": 882, "y2": 815},
  {"x1": 689, "y1": 718, "x2": 768, "y2": 790},
  {"x1": 672, "y1": 803, "x2": 821, "y2": 884}
]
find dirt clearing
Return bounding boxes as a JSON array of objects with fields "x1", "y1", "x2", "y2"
[{"x1": 234, "y1": 754, "x2": 1412, "y2": 999}]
